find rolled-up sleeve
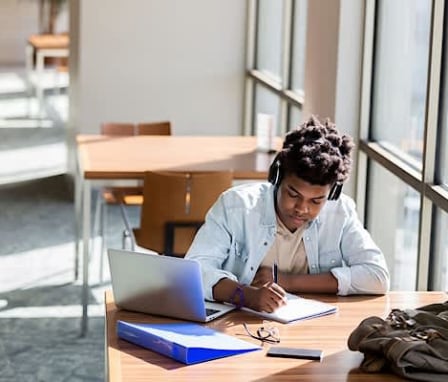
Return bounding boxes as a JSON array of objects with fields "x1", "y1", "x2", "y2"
[
  {"x1": 333, "y1": 199, "x2": 390, "y2": 295},
  {"x1": 185, "y1": 195, "x2": 238, "y2": 300}
]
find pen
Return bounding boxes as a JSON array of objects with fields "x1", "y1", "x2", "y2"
[{"x1": 273, "y1": 261, "x2": 278, "y2": 283}]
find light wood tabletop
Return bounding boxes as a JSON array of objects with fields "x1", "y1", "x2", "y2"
[
  {"x1": 27, "y1": 33, "x2": 69, "y2": 49},
  {"x1": 105, "y1": 290, "x2": 447, "y2": 382},
  {"x1": 77, "y1": 134, "x2": 281, "y2": 180}
]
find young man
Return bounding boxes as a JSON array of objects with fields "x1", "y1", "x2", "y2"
[{"x1": 185, "y1": 115, "x2": 390, "y2": 313}]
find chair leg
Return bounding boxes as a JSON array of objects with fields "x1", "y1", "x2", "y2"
[
  {"x1": 90, "y1": 191, "x2": 102, "y2": 264},
  {"x1": 122, "y1": 229, "x2": 130, "y2": 250},
  {"x1": 99, "y1": 198, "x2": 107, "y2": 283},
  {"x1": 92, "y1": 190, "x2": 102, "y2": 238},
  {"x1": 119, "y1": 202, "x2": 136, "y2": 251}
]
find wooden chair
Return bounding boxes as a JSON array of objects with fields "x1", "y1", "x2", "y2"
[
  {"x1": 137, "y1": 121, "x2": 171, "y2": 136},
  {"x1": 101, "y1": 122, "x2": 136, "y2": 136},
  {"x1": 120, "y1": 171, "x2": 233, "y2": 257},
  {"x1": 95, "y1": 122, "x2": 172, "y2": 280},
  {"x1": 98, "y1": 121, "x2": 173, "y2": 206}
]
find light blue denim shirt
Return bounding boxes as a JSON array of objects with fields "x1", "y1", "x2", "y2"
[{"x1": 185, "y1": 182, "x2": 390, "y2": 300}]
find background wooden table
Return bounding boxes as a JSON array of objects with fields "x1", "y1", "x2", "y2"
[{"x1": 25, "y1": 34, "x2": 69, "y2": 117}]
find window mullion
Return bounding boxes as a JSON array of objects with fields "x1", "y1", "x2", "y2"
[
  {"x1": 356, "y1": 0, "x2": 376, "y2": 222},
  {"x1": 243, "y1": 0, "x2": 258, "y2": 135},
  {"x1": 279, "y1": 0, "x2": 293, "y2": 135},
  {"x1": 416, "y1": 0, "x2": 445, "y2": 291}
]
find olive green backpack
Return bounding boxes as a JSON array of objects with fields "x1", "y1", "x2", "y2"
[{"x1": 348, "y1": 301, "x2": 448, "y2": 381}]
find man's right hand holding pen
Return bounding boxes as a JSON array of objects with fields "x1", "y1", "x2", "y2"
[{"x1": 212, "y1": 264, "x2": 287, "y2": 313}]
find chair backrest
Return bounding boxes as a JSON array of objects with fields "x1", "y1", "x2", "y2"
[
  {"x1": 137, "y1": 121, "x2": 172, "y2": 136},
  {"x1": 101, "y1": 121, "x2": 172, "y2": 136},
  {"x1": 134, "y1": 171, "x2": 233, "y2": 256},
  {"x1": 101, "y1": 123, "x2": 136, "y2": 136}
]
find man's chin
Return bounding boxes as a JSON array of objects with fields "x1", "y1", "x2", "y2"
[{"x1": 288, "y1": 217, "x2": 307, "y2": 230}]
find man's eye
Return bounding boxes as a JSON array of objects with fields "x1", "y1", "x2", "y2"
[
  {"x1": 312, "y1": 200, "x2": 322, "y2": 205},
  {"x1": 287, "y1": 191, "x2": 298, "y2": 198}
]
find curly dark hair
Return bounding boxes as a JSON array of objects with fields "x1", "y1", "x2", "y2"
[{"x1": 272, "y1": 115, "x2": 354, "y2": 186}]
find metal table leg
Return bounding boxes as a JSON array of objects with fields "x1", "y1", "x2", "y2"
[{"x1": 81, "y1": 180, "x2": 91, "y2": 336}]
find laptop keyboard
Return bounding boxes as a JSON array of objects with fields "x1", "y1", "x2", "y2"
[{"x1": 206, "y1": 308, "x2": 220, "y2": 316}]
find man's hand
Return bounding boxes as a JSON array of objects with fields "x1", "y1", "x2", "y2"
[
  {"x1": 212, "y1": 277, "x2": 287, "y2": 313},
  {"x1": 252, "y1": 266, "x2": 275, "y2": 287},
  {"x1": 244, "y1": 282, "x2": 287, "y2": 313}
]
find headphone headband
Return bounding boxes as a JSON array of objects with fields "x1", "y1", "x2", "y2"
[{"x1": 268, "y1": 158, "x2": 343, "y2": 200}]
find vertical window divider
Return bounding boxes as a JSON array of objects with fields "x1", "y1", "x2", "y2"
[
  {"x1": 416, "y1": 0, "x2": 445, "y2": 291},
  {"x1": 279, "y1": 0, "x2": 293, "y2": 135},
  {"x1": 356, "y1": 0, "x2": 376, "y2": 224},
  {"x1": 243, "y1": 0, "x2": 258, "y2": 135}
]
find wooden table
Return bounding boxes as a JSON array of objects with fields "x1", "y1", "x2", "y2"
[
  {"x1": 76, "y1": 135, "x2": 281, "y2": 335},
  {"x1": 105, "y1": 291, "x2": 448, "y2": 381},
  {"x1": 25, "y1": 33, "x2": 69, "y2": 117}
]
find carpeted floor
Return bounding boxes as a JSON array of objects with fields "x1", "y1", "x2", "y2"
[
  {"x1": 0, "y1": 67, "x2": 129, "y2": 381},
  {"x1": 0, "y1": 176, "x2": 108, "y2": 382}
]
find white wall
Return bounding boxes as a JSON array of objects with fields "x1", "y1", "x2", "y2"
[
  {"x1": 68, "y1": 0, "x2": 246, "y2": 176},
  {"x1": 0, "y1": 0, "x2": 69, "y2": 65},
  {"x1": 303, "y1": 0, "x2": 340, "y2": 121},
  {"x1": 304, "y1": 0, "x2": 365, "y2": 198},
  {"x1": 334, "y1": 0, "x2": 365, "y2": 198},
  {"x1": 69, "y1": 0, "x2": 246, "y2": 134},
  {"x1": 0, "y1": 0, "x2": 39, "y2": 65}
]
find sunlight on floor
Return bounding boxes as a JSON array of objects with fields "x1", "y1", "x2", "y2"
[
  {"x1": 0, "y1": 142, "x2": 67, "y2": 185},
  {"x1": 0, "y1": 239, "x2": 109, "y2": 318},
  {"x1": 0, "y1": 117, "x2": 54, "y2": 128},
  {"x1": 0, "y1": 305, "x2": 105, "y2": 318},
  {"x1": 0, "y1": 71, "x2": 27, "y2": 94},
  {"x1": 0, "y1": 67, "x2": 69, "y2": 184},
  {"x1": 0, "y1": 242, "x2": 77, "y2": 290},
  {"x1": 0, "y1": 69, "x2": 68, "y2": 96}
]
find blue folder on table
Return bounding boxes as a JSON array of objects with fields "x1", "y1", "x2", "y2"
[{"x1": 117, "y1": 320, "x2": 261, "y2": 365}]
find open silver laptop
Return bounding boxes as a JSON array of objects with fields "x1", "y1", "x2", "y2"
[{"x1": 107, "y1": 248, "x2": 235, "y2": 322}]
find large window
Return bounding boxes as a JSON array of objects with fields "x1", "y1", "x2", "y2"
[
  {"x1": 256, "y1": 0, "x2": 284, "y2": 82},
  {"x1": 441, "y1": 112, "x2": 448, "y2": 186},
  {"x1": 431, "y1": 208, "x2": 448, "y2": 290},
  {"x1": 367, "y1": 162, "x2": 420, "y2": 290},
  {"x1": 440, "y1": 15, "x2": 448, "y2": 188},
  {"x1": 245, "y1": 0, "x2": 308, "y2": 136},
  {"x1": 249, "y1": 0, "x2": 448, "y2": 291},
  {"x1": 359, "y1": 0, "x2": 448, "y2": 291},
  {"x1": 371, "y1": 0, "x2": 431, "y2": 168},
  {"x1": 254, "y1": 84, "x2": 281, "y2": 131}
]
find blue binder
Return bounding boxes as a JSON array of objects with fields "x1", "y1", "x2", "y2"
[{"x1": 117, "y1": 320, "x2": 261, "y2": 365}]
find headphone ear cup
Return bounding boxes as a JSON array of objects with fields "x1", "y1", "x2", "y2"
[
  {"x1": 328, "y1": 183, "x2": 343, "y2": 200},
  {"x1": 268, "y1": 161, "x2": 277, "y2": 184},
  {"x1": 268, "y1": 160, "x2": 282, "y2": 186}
]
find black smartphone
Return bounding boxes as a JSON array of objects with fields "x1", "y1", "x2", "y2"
[{"x1": 266, "y1": 346, "x2": 323, "y2": 361}]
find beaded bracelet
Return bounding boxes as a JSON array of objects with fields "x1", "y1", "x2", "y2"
[{"x1": 230, "y1": 284, "x2": 245, "y2": 309}]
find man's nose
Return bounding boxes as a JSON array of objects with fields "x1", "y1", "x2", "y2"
[{"x1": 294, "y1": 200, "x2": 309, "y2": 214}]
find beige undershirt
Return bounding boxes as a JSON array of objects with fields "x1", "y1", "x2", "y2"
[{"x1": 261, "y1": 216, "x2": 309, "y2": 274}]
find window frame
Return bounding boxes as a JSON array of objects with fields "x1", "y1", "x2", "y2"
[
  {"x1": 244, "y1": 0, "x2": 306, "y2": 136},
  {"x1": 358, "y1": 0, "x2": 447, "y2": 290}
]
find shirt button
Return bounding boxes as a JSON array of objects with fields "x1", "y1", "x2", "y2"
[
  {"x1": 331, "y1": 259, "x2": 336, "y2": 264},
  {"x1": 263, "y1": 242, "x2": 268, "y2": 246},
  {"x1": 250, "y1": 267, "x2": 254, "y2": 271},
  {"x1": 305, "y1": 237, "x2": 310, "y2": 241},
  {"x1": 311, "y1": 265, "x2": 316, "y2": 269}
]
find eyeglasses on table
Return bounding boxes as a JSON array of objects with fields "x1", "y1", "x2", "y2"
[{"x1": 242, "y1": 322, "x2": 280, "y2": 344}]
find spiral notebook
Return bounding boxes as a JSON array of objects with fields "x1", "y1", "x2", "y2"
[{"x1": 242, "y1": 293, "x2": 337, "y2": 324}]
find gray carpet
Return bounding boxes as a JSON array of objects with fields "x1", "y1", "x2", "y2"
[
  {"x1": 0, "y1": 67, "x2": 121, "y2": 381},
  {"x1": 0, "y1": 176, "x2": 106, "y2": 382}
]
